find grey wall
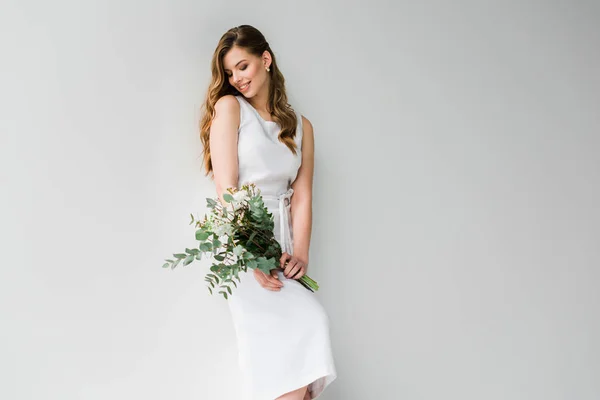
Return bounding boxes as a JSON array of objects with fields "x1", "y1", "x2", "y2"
[{"x1": 1, "y1": 0, "x2": 598, "y2": 399}]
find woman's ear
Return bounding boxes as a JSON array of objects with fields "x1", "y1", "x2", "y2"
[{"x1": 262, "y1": 50, "x2": 272, "y2": 69}]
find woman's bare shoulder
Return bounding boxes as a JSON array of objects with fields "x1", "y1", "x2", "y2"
[
  {"x1": 214, "y1": 94, "x2": 240, "y2": 113},
  {"x1": 213, "y1": 95, "x2": 240, "y2": 128}
]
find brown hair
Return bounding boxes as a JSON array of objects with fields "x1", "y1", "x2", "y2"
[{"x1": 199, "y1": 25, "x2": 298, "y2": 178}]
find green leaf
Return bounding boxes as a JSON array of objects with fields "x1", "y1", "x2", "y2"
[
  {"x1": 226, "y1": 278, "x2": 238, "y2": 288},
  {"x1": 207, "y1": 198, "x2": 218, "y2": 208},
  {"x1": 208, "y1": 274, "x2": 220, "y2": 284},
  {"x1": 207, "y1": 287, "x2": 213, "y2": 295},
  {"x1": 161, "y1": 263, "x2": 170, "y2": 269},
  {"x1": 226, "y1": 286, "x2": 232, "y2": 295},
  {"x1": 256, "y1": 257, "x2": 268, "y2": 266},
  {"x1": 173, "y1": 253, "x2": 186, "y2": 260},
  {"x1": 183, "y1": 255, "x2": 194, "y2": 266},
  {"x1": 233, "y1": 245, "x2": 244, "y2": 257},
  {"x1": 220, "y1": 291, "x2": 228, "y2": 300},
  {"x1": 247, "y1": 260, "x2": 258, "y2": 269},
  {"x1": 199, "y1": 242, "x2": 213, "y2": 252},
  {"x1": 196, "y1": 230, "x2": 210, "y2": 241},
  {"x1": 249, "y1": 231, "x2": 258, "y2": 242},
  {"x1": 223, "y1": 193, "x2": 234, "y2": 203},
  {"x1": 257, "y1": 263, "x2": 271, "y2": 274},
  {"x1": 214, "y1": 255, "x2": 225, "y2": 261}
]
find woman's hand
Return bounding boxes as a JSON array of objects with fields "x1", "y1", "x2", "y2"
[
  {"x1": 280, "y1": 252, "x2": 307, "y2": 280},
  {"x1": 253, "y1": 268, "x2": 283, "y2": 291}
]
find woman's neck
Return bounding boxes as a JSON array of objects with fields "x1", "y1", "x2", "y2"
[{"x1": 248, "y1": 85, "x2": 270, "y2": 114}]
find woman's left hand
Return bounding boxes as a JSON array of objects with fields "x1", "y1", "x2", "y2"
[{"x1": 280, "y1": 252, "x2": 307, "y2": 280}]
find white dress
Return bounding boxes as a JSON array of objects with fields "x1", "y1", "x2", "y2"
[{"x1": 226, "y1": 95, "x2": 337, "y2": 399}]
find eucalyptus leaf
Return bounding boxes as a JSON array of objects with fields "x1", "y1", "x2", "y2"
[
  {"x1": 199, "y1": 242, "x2": 213, "y2": 252},
  {"x1": 208, "y1": 274, "x2": 220, "y2": 284},
  {"x1": 233, "y1": 245, "x2": 244, "y2": 257},
  {"x1": 196, "y1": 230, "x2": 210, "y2": 241},
  {"x1": 207, "y1": 198, "x2": 217, "y2": 208}
]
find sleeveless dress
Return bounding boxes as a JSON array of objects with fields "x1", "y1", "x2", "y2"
[{"x1": 226, "y1": 95, "x2": 337, "y2": 399}]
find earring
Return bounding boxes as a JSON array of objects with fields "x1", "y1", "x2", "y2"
[{"x1": 266, "y1": 67, "x2": 270, "y2": 72}]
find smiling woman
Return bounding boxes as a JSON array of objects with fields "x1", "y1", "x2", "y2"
[{"x1": 197, "y1": 25, "x2": 337, "y2": 400}]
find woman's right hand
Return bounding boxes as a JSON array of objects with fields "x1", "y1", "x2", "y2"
[{"x1": 253, "y1": 268, "x2": 283, "y2": 291}]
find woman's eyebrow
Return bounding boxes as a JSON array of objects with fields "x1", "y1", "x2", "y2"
[{"x1": 224, "y1": 59, "x2": 247, "y2": 72}]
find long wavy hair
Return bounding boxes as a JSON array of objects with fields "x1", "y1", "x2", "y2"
[{"x1": 199, "y1": 25, "x2": 299, "y2": 178}]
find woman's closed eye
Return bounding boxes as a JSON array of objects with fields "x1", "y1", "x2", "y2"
[{"x1": 226, "y1": 65, "x2": 247, "y2": 78}]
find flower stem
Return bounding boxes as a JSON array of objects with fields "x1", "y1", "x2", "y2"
[{"x1": 298, "y1": 275, "x2": 319, "y2": 292}]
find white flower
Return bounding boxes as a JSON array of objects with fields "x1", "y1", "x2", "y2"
[
  {"x1": 233, "y1": 190, "x2": 249, "y2": 203},
  {"x1": 231, "y1": 190, "x2": 250, "y2": 210},
  {"x1": 213, "y1": 223, "x2": 234, "y2": 237}
]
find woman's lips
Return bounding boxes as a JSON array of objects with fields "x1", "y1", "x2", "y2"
[{"x1": 239, "y1": 82, "x2": 250, "y2": 92}]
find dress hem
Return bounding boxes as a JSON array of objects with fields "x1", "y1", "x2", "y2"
[{"x1": 262, "y1": 365, "x2": 337, "y2": 400}]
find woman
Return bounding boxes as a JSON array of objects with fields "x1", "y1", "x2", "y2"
[{"x1": 199, "y1": 25, "x2": 337, "y2": 400}]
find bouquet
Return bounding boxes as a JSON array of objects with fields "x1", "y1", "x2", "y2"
[{"x1": 162, "y1": 183, "x2": 319, "y2": 299}]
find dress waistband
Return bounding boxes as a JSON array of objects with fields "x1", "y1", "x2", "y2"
[{"x1": 261, "y1": 188, "x2": 294, "y2": 254}]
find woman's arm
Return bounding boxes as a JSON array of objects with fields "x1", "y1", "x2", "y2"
[
  {"x1": 209, "y1": 95, "x2": 240, "y2": 205},
  {"x1": 290, "y1": 115, "x2": 315, "y2": 264}
]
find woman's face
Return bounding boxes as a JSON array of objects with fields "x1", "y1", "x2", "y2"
[{"x1": 223, "y1": 46, "x2": 270, "y2": 98}]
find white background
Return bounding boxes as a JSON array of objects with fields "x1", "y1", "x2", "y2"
[{"x1": 1, "y1": 0, "x2": 599, "y2": 399}]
